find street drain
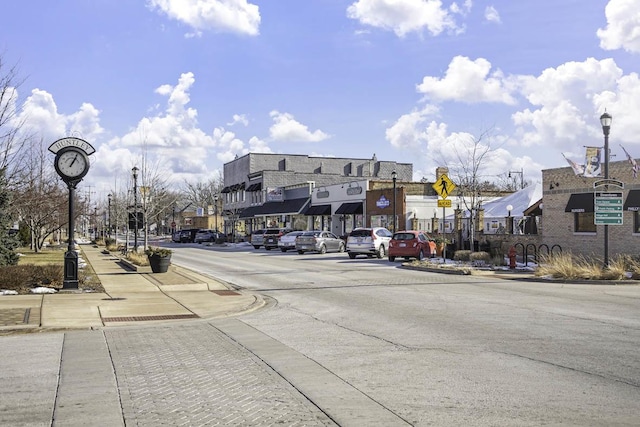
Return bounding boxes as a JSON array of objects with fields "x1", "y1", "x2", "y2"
[
  {"x1": 102, "y1": 297, "x2": 126, "y2": 301},
  {"x1": 211, "y1": 290, "x2": 241, "y2": 296},
  {"x1": 102, "y1": 314, "x2": 199, "y2": 322}
]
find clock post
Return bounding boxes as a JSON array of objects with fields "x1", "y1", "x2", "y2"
[{"x1": 48, "y1": 137, "x2": 95, "y2": 290}]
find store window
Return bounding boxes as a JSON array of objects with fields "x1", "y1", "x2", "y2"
[
  {"x1": 574, "y1": 212, "x2": 596, "y2": 233},
  {"x1": 633, "y1": 212, "x2": 640, "y2": 233}
]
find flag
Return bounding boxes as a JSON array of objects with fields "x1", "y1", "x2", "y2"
[
  {"x1": 562, "y1": 153, "x2": 585, "y2": 175},
  {"x1": 620, "y1": 144, "x2": 638, "y2": 179},
  {"x1": 583, "y1": 147, "x2": 602, "y2": 177}
]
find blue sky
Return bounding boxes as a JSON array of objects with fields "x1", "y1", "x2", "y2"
[{"x1": 2, "y1": 0, "x2": 639, "y2": 196}]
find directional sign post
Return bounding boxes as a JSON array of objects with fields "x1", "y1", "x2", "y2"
[{"x1": 594, "y1": 191, "x2": 623, "y2": 225}]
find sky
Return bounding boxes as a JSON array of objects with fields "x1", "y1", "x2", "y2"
[{"x1": 1, "y1": 0, "x2": 639, "y2": 199}]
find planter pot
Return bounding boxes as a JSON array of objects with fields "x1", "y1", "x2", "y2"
[{"x1": 148, "y1": 254, "x2": 171, "y2": 273}]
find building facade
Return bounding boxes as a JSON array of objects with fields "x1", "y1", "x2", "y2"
[{"x1": 221, "y1": 153, "x2": 412, "y2": 239}]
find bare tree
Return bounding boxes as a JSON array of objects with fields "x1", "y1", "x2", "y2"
[
  {"x1": 0, "y1": 56, "x2": 30, "y2": 178},
  {"x1": 442, "y1": 128, "x2": 499, "y2": 252},
  {"x1": 12, "y1": 139, "x2": 70, "y2": 251}
]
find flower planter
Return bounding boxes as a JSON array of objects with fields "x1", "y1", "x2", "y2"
[{"x1": 148, "y1": 254, "x2": 171, "y2": 273}]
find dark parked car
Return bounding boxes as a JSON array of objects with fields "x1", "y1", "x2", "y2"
[
  {"x1": 179, "y1": 228, "x2": 199, "y2": 243},
  {"x1": 295, "y1": 230, "x2": 345, "y2": 254},
  {"x1": 388, "y1": 230, "x2": 436, "y2": 262},
  {"x1": 263, "y1": 228, "x2": 293, "y2": 250}
]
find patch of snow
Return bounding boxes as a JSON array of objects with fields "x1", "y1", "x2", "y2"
[
  {"x1": 30, "y1": 287, "x2": 57, "y2": 294},
  {"x1": 0, "y1": 290, "x2": 19, "y2": 296}
]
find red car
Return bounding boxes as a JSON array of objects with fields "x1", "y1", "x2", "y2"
[{"x1": 388, "y1": 230, "x2": 436, "y2": 262}]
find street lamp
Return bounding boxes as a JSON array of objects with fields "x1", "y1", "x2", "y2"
[
  {"x1": 108, "y1": 193, "x2": 112, "y2": 239},
  {"x1": 508, "y1": 168, "x2": 524, "y2": 189},
  {"x1": 600, "y1": 111, "x2": 612, "y2": 268},
  {"x1": 214, "y1": 194, "x2": 219, "y2": 232},
  {"x1": 132, "y1": 166, "x2": 139, "y2": 252},
  {"x1": 506, "y1": 204, "x2": 513, "y2": 234},
  {"x1": 392, "y1": 170, "x2": 398, "y2": 231}
]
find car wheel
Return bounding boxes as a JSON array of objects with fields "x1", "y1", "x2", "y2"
[
  {"x1": 388, "y1": 256, "x2": 396, "y2": 262},
  {"x1": 265, "y1": 246, "x2": 272, "y2": 251},
  {"x1": 417, "y1": 250, "x2": 424, "y2": 261},
  {"x1": 280, "y1": 248, "x2": 287, "y2": 252},
  {"x1": 348, "y1": 252, "x2": 356, "y2": 259},
  {"x1": 319, "y1": 244, "x2": 326, "y2": 254},
  {"x1": 376, "y1": 245, "x2": 385, "y2": 258},
  {"x1": 253, "y1": 245, "x2": 260, "y2": 249},
  {"x1": 339, "y1": 243, "x2": 345, "y2": 252},
  {"x1": 298, "y1": 250, "x2": 305, "y2": 254}
]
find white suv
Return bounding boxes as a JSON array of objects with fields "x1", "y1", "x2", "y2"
[{"x1": 346, "y1": 227, "x2": 393, "y2": 259}]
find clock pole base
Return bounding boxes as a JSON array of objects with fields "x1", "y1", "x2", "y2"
[{"x1": 63, "y1": 251, "x2": 79, "y2": 290}]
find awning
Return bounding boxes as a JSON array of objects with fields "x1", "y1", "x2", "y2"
[
  {"x1": 335, "y1": 202, "x2": 363, "y2": 215},
  {"x1": 564, "y1": 193, "x2": 594, "y2": 213},
  {"x1": 238, "y1": 198, "x2": 309, "y2": 218},
  {"x1": 303, "y1": 204, "x2": 331, "y2": 215},
  {"x1": 246, "y1": 182, "x2": 262, "y2": 192},
  {"x1": 221, "y1": 186, "x2": 231, "y2": 193},
  {"x1": 624, "y1": 189, "x2": 640, "y2": 211}
]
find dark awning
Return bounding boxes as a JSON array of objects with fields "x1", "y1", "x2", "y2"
[
  {"x1": 238, "y1": 198, "x2": 309, "y2": 218},
  {"x1": 238, "y1": 206, "x2": 262, "y2": 218},
  {"x1": 246, "y1": 182, "x2": 262, "y2": 192},
  {"x1": 303, "y1": 204, "x2": 331, "y2": 215},
  {"x1": 335, "y1": 202, "x2": 363, "y2": 215},
  {"x1": 221, "y1": 186, "x2": 231, "y2": 193},
  {"x1": 624, "y1": 189, "x2": 640, "y2": 211},
  {"x1": 565, "y1": 193, "x2": 594, "y2": 213}
]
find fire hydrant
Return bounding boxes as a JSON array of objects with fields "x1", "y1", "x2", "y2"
[{"x1": 508, "y1": 246, "x2": 517, "y2": 269}]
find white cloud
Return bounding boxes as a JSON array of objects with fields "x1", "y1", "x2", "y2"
[
  {"x1": 346, "y1": 0, "x2": 463, "y2": 37},
  {"x1": 18, "y1": 89, "x2": 104, "y2": 144},
  {"x1": 416, "y1": 56, "x2": 517, "y2": 104},
  {"x1": 148, "y1": 0, "x2": 261, "y2": 36},
  {"x1": 385, "y1": 104, "x2": 439, "y2": 149},
  {"x1": 511, "y1": 58, "x2": 632, "y2": 147},
  {"x1": 597, "y1": 0, "x2": 640, "y2": 54},
  {"x1": 268, "y1": 111, "x2": 330, "y2": 142},
  {"x1": 227, "y1": 114, "x2": 249, "y2": 127},
  {"x1": 484, "y1": 6, "x2": 501, "y2": 24}
]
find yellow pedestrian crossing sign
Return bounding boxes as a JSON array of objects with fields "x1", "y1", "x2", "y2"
[{"x1": 433, "y1": 174, "x2": 456, "y2": 199}]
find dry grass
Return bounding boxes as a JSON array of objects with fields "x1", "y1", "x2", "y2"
[
  {"x1": 535, "y1": 252, "x2": 631, "y2": 281},
  {"x1": 126, "y1": 251, "x2": 149, "y2": 266},
  {"x1": 1, "y1": 246, "x2": 104, "y2": 294}
]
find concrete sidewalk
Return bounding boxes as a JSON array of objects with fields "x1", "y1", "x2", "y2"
[{"x1": 0, "y1": 244, "x2": 265, "y2": 332}]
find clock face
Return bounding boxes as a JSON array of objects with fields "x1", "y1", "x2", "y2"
[{"x1": 56, "y1": 149, "x2": 89, "y2": 180}]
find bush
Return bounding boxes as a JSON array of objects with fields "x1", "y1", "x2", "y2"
[
  {"x1": 0, "y1": 264, "x2": 64, "y2": 289},
  {"x1": 470, "y1": 251, "x2": 490, "y2": 262},
  {"x1": 453, "y1": 250, "x2": 471, "y2": 262}
]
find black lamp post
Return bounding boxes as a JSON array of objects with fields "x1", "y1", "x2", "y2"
[
  {"x1": 600, "y1": 111, "x2": 612, "y2": 268},
  {"x1": 107, "y1": 193, "x2": 112, "y2": 239},
  {"x1": 392, "y1": 170, "x2": 397, "y2": 231},
  {"x1": 132, "y1": 166, "x2": 139, "y2": 252},
  {"x1": 214, "y1": 194, "x2": 219, "y2": 231},
  {"x1": 506, "y1": 204, "x2": 513, "y2": 234}
]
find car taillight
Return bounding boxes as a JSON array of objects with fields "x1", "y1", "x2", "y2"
[{"x1": 372, "y1": 233, "x2": 377, "y2": 240}]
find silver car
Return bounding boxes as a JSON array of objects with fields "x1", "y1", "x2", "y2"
[
  {"x1": 295, "y1": 231, "x2": 345, "y2": 254},
  {"x1": 346, "y1": 227, "x2": 393, "y2": 259},
  {"x1": 278, "y1": 230, "x2": 304, "y2": 252}
]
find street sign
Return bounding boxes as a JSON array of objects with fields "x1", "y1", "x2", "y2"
[
  {"x1": 594, "y1": 191, "x2": 623, "y2": 225},
  {"x1": 437, "y1": 199, "x2": 452, "y2": 208},
  {"x1": 432, "y1": 174, "x2": 456, "y2": 199}
]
